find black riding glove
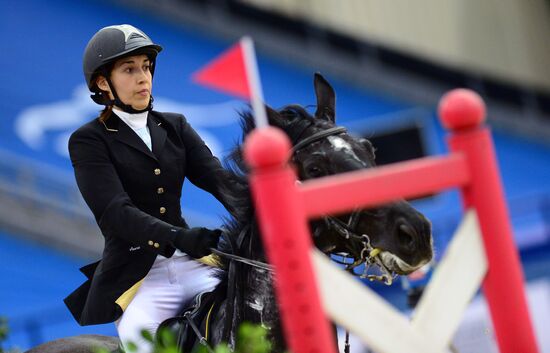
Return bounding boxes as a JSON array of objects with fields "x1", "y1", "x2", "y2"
[{"x1": 171, "y1": 227, "x2": 222, "y2": 259}]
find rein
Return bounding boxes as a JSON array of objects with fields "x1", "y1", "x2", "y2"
[{"x1": 211, "y1": 248, "x2": 273, "y2": 272}]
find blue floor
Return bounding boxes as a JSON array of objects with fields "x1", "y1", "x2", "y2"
[{"x1": 0, "y1": 230, "x2": 116, "y2": 350}]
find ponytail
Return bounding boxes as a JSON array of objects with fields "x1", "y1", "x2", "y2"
[{"x1": 98, "y1": 105, "x2": 113, "y2": 123}]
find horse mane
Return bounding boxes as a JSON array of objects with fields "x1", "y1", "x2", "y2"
[
  {"x1": 215, "y1": 104, "x2": 321, "y2": 266},
  {"x1": 226, "y1": 104, "x2": 317, "y2": 172}
]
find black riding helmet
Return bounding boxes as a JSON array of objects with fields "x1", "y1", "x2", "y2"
[{"x1": 83, "y1": 24, "x2": 163, "y2": 113}]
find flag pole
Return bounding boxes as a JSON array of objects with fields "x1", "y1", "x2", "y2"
[{"x1": 241, "y1": 36, "x2": 269, "y2": 129}]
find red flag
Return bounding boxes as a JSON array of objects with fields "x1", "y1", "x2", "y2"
[
  {"x1": 193, "y1": 37, "x2": 269, "y2": 128},
  {"x1": 192, "y1": 42, "x2": 251, "y2": 99}
]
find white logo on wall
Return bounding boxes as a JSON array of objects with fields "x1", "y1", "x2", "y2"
[{"x1": 15, "y1": 84, "x2": 243, "y2": 158}]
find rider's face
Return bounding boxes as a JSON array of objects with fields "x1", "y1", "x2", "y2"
[{"x1": 96, "y1": 54, "x2": 153, "y2": 111}]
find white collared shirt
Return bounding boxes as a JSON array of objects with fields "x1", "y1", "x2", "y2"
[{"x1": 113, "y1": 108, "x2": 152, "y2": 151}]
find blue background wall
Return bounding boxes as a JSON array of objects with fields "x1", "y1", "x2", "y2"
[{"x1": 2, "y1": 0, "x2": 550, "y2": 350}]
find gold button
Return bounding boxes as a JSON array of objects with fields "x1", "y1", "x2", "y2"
[
  {"x1": 157, "y1": 187, "x2": 164, "y2": 194},
  {"x1": 160, "y1": 207, "x2": 166, "y2": 214},
  {"x1": 154, "y1": 242, "x2": 160, "y2": 248},
  {"x1": 148, "y1": 240, "x2": 154, "y2": 246},
  {"x1": 154, "y1": 168, "x2": 161, "y2": 175}
]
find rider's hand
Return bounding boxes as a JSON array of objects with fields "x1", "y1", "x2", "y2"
[{"x1": 171, "y1": 227, "x2": 221, "y2": 259}]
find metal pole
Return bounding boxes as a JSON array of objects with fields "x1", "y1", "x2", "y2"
[{"x1": 241, "y1": 36, "x2": 269, "y2": 129}]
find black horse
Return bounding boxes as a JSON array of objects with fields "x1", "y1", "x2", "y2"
[
  {"x1": 26, "y1": 74, "x2": 433, "y2": 353},
  {"x1": 162, "y1": 73, "x2": 433, "y2": 352}
]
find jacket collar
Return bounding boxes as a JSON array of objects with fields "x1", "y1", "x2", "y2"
[{"x1": 100, "y1": 111, "x2": 167, "y2": 161}]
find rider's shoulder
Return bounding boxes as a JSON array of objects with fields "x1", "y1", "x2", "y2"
[{"x1": 150, "y1": 110, "x2": 187, "y2": 124}]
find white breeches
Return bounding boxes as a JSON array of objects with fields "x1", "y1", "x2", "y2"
[{"x1": 115, "y1": 252, "x2": 220, "y2": 353}]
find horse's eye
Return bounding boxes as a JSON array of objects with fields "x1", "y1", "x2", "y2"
[{"x1": 305, "y1": 165, "x2": 324, "y2": 178}]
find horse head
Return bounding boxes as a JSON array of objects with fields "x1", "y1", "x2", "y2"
[
  {"x1": 156, "y1": 73, "x2": 436, "y2": 351},
  {"x1": 262, "y1": 73, "x2": 433, "y2": 281}
]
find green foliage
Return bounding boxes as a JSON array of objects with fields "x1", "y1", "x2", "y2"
[
  {"x1": 234, "y1": 323, "x2": 272, "y2": 353},
  {"x1": 4, "y1": 316, "x2": 271, "y2": 353},
  {"x1": 96, "y1": 322, "x2": 275, "y2": 353},
  {"x1": 0, "y1": 317, "x2": 8, "y2": 353},
  {"x1": 92, "y1": 346, "x2": 111, "y2": 353},
  {"x1": 0, "y1": 317, "x2": 21, "y2": 353}
]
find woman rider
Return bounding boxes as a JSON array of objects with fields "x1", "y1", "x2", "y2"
[{"x1": 64, "y1": 24, "x2": 229, "y2": 352}]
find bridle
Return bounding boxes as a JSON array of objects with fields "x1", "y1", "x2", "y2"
[
  {"x1": 204, "y1": 125, "x2": 393, "y2": 353},
  {"x1": 215, "y1": 124, "x2": 394, "y2": 284},
  {"x1": 323, "y1": 215, "x2": 395, "y2": 285},
  {"x1": 291, "y1": 126, "x2": 347, "y2": 154},
  {"x1": 292, "y1": 125, "x2": 395, "y2": 284}
]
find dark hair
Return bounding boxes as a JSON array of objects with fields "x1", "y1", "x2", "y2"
[
  {"x1": 93, "y1": 61, "x2": 116, "y2": 122},
  {"x1": 98, "y1": 105, "x2": 113, "y2": 123}
]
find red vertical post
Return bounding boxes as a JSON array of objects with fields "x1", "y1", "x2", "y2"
[
  {"x1": 244, "y1": 126, "x2": 337, "y2": 353},
  {"x1": 439, "y1": 89, "x2": 539, "y2": 353}
]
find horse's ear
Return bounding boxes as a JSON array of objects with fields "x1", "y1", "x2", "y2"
[
  {"x1": 265, "y1": 104, "x2": 284, "y2": 126},
  {"x1": 359, "y1": 138, "x2": 376, "y2": 159},
  {"x1": 314, "y1": 73, "x2": 336, "y2": 123}
]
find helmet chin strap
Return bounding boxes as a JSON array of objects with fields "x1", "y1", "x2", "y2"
[{"x1": 104, "y1": 75, "x2": 153, "y2": 114}]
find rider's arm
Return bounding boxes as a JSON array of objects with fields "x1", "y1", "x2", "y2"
[{"x1": 69, "y1": 125, "x2": 183, "y2": 256}]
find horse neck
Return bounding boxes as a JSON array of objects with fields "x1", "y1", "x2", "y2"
[
  {"x1": 237, "y1": 260, "x2": 283, "y2": 349},
  {"x1": 225, "y1": 221, "x2": 284, "y2": 343}
]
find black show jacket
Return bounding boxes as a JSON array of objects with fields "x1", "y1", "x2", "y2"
[{"x1": 64, "y1": 110, "x2": 227, "y2": 326}]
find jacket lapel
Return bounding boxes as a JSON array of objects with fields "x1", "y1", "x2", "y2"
[
  {"x1": 111, "y1": 113, "x2": 158, "y2": 161},
  {"x1": 148, "y1": 113, "x2": 167, "y2": 159}
]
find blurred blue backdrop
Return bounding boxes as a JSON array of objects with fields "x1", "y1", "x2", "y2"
[{"x1": 1, "y1": 0, "x2": 550, "y2": 350}]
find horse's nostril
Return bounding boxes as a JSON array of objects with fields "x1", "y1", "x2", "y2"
[{"x1": 398, "y1": 223, "x2": 416, "y2": 248}]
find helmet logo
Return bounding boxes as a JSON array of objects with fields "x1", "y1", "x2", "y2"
[
  {"x1": 128, "y1": 32, "x2": 146, "y2": 41},
  {"x1": 105, "y1": 24, "x2": 147, "y2": 44}
]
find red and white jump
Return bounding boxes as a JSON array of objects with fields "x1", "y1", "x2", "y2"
[{"x1": 243, "y1": 89, "x2": 539, "y2": 353}]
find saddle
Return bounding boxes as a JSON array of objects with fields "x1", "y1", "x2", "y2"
[{"x1": 157, "y1": 289, "x2": 218, "y2": 352}]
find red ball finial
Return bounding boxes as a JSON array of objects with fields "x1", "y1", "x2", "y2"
[
  {"x1": 438, "y1": 89, "x2": 486, "y2": 131},
  {"x1": 244, "y1": 126, "x2": 292, "y2": 169}
]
